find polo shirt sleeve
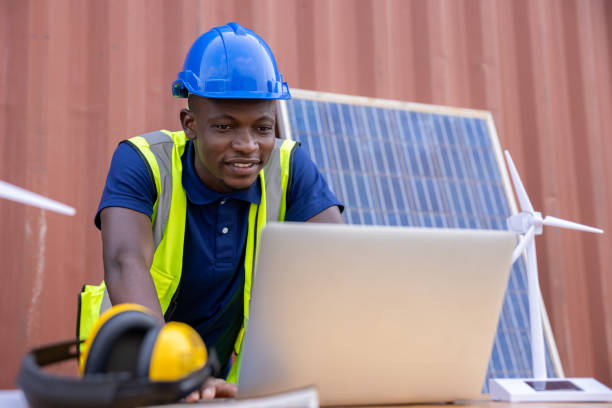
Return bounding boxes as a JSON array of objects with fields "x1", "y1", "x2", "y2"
[
  {"x1": 284, "y1": 145, "x2": 344, "y2": 222},
  {"x1": 94, "y1": 142, "x2": 157, "y2": 229}
]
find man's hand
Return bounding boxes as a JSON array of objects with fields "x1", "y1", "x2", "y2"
[{"x1": 185, "y1": 377, "x2": 238, "y2": 402}]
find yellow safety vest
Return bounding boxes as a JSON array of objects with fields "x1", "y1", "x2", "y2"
[{"x1": 77, "y1": 130, "x2": 297, "y2": 383}]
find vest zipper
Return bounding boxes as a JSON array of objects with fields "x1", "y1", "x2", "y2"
[
  {"x1": 164, "y1": 278, "x2": 182, "y2": 321},
  {"x1": 75, "y1": 285, "x2": 85, "y2": 361}
]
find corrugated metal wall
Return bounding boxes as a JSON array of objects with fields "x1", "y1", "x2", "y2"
[{"x1": 1, "y1": 0, "x2": 610, "y2": 388}]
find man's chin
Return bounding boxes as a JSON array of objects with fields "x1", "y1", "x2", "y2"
[{"x1": 220, "y1": 177, "x2": 258, "y2": 192}]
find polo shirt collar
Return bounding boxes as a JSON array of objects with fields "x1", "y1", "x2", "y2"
[{"x1": 182, "y1": 141, "x2": 261, "y2": 205}]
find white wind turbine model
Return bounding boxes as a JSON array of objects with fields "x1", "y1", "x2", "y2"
[
  {"x1": 489, "y1": 151, "x2": 612, "y2": 402},
  {"x1": 0, "y1": 180, "x2": 75, "y2": 215}
]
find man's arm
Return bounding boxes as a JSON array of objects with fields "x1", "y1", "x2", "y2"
[
  {"x1": 100, "y1": 207, "x2": 165, "y2": 323},
  {"x1": 306, "y1": 205, "x2": 344, "y2": 223}
]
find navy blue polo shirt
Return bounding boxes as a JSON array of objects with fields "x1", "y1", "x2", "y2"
[{"x1": 95, "y1": 137, "x2": 342, "y2": 371}]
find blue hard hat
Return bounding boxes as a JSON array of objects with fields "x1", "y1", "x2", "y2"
[{"x1": 172, "y1": 22, "x2": 290, "y2": 99}]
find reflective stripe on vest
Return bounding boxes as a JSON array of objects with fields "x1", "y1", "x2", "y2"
[
  {"x1": 123, "y1": 131, "x2": 189, "y2": 317},
  {"x1": 77, "y1": 130, "x2": 296, "y2": 379}
]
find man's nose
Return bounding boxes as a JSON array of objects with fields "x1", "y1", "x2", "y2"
[{"x1": 232, "y1": 129, "x2": 257, "y2": 153}]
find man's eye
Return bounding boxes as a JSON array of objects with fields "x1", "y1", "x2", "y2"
[
  {"x1": 214, "y1": 124, "x2": 231, "y2": 130},
  {"x1": 257, "y1": 126, "x2": 273, "y2": 133}
]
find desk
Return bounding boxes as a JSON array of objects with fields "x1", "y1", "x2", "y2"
[
  {"x1": 169, "y1": 396, "x2": 612, "y2": 408},
  {"x1": 5, "y1": 389, "x2": 612, "y2": 407},
  {"x1": 169, "y1": 399, "x2": 612, "y2": 408},
  {"x1": 162, "y1": 395, "x2": 612, "y2": 408}
]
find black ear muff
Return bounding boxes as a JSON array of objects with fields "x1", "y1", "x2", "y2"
[
  {"x1": 83, "y1": 309, "x2": 158, "y2": 376},
  {"x1": 136, "y1": 326, "x2": 162, "y2": 378},
  {"x1": 78, "y1": 303, "x2": 158, "y2": 376}
]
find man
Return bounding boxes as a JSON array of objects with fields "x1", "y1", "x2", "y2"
[{"x1": 83, "y1": 22, "x2": 343, "y2": 400}]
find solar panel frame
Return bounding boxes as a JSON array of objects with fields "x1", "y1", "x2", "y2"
[{"x1": 278, "y1": 89, "x2": 564, "y2": 388}]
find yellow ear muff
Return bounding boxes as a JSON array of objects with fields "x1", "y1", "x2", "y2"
[
  {"x1": 20, "y1": 303, "x2": 217, "y2": 408},
  {"x1": 80, "y1": 304, "x2": 209, "y2": 382},
  {"x1": 79, "y1": 303, "x2": 153, "y2": 375},
  {"x1": 147, "y1": 322, "x2": 208, "y2": 381}
]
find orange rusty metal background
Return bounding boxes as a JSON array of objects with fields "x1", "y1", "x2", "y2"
[{"x1": 1, "y1": 0, "x2": 611, "y2": 388}]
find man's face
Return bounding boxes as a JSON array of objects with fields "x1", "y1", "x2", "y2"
[{"x1": 181, "y1": 96, "x2": 277, "y2": 193}]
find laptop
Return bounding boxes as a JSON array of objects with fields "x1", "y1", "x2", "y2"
[{"x1": 237, "y1": 222, "x2": 515, "y2": 406}]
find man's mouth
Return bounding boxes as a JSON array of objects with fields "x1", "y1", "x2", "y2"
[{"x1": 225, "y1": 159, "x2": 261, "y2": 174}]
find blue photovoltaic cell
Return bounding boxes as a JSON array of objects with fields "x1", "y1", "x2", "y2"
[{"x1": 285, "y1": 96, "x2": 556, "y2": 391}]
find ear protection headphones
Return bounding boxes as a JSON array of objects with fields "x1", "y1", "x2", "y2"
[{"x1": 18, "y1": 304, "x2": 219, "y2": 408}]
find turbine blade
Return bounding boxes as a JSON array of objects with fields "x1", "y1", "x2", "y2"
[
  {"x1": 543, "y1": 215, "x2": 603, "y2": 234},
  {"x1": 504, "y1": 151, "x2": 534, "y2": 213},
  {"x1": 511, "y1": 225, "x2": 536, "y2": 263},
  {"x1": 0, "y1": 180, "x2": 76, "y2": 216}
]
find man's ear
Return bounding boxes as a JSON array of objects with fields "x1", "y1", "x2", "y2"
[{"x1": 180, "y1": 108, "x2": 197, "y2": 140}]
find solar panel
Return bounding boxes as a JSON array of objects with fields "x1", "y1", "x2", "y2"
[{"x1": 280, "y1": 89, "x2": 560, "y2": 390}]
